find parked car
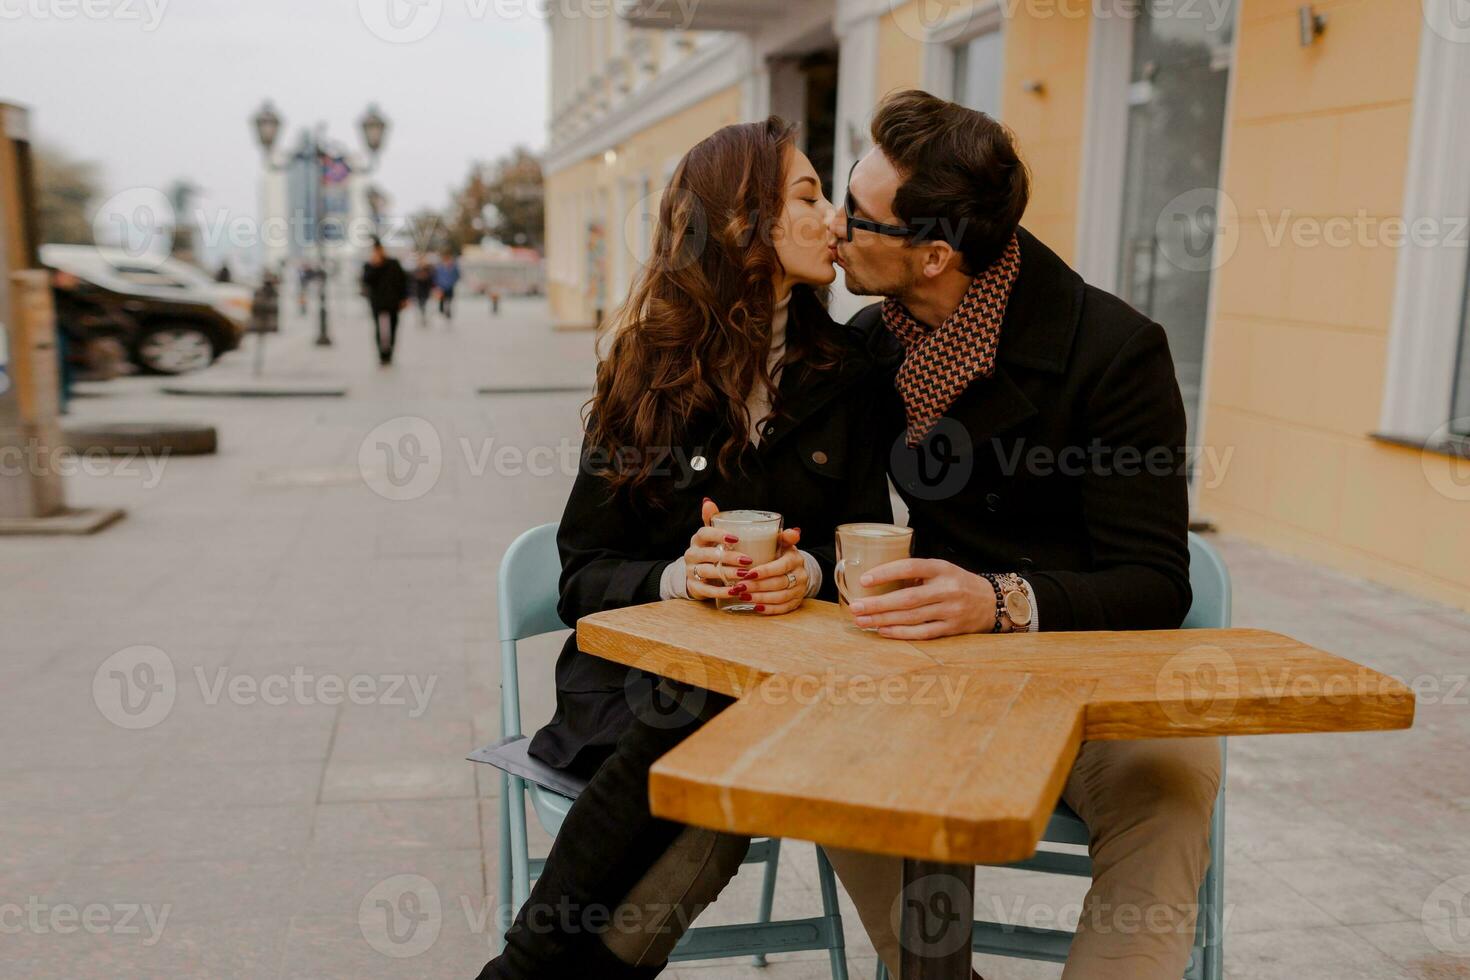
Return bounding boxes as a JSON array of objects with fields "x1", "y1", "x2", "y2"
[{"x1": 40, "y1": 245, "x2": 251, "y2": 374}]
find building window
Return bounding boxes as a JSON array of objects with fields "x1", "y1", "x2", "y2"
[
  {"x1": 1378, "y1": 3, "x2": 1470, "y2": 445},
  {"x1": 951, "y1": 29, "x2": 1003, "y2": 117},
  {"x1": 1454, "y1": 267, "x2": 1470, "y2": 436}
]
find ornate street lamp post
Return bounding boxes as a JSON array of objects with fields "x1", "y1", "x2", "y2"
[{"x1": 250, "y1": 100, "x2": 390, "y2": 348}]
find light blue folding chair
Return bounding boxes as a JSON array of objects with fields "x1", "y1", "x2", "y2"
[
  {"x1": 877, "y1": 532, "x2": 1230, "y2": 980},
  {"x1": 470, "y1": 522, "x2": 850, "y2": 977}
]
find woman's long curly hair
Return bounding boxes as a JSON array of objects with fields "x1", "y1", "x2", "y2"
[{"x1": 586, "y1": 117, "x2": 843, "y2": 502}]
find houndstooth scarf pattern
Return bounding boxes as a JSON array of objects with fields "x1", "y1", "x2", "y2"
[{"x1": 882, "y1": 233, "x2": 1022, "y2": 446}]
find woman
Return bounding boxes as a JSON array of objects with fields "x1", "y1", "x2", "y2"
[{"x1": 480, "y1": 118, "x2": 893, "y2": 979}]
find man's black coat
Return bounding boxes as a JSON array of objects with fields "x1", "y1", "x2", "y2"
[{"x1": 853, "y1": 226, "x2": 1193, "y2": 632}]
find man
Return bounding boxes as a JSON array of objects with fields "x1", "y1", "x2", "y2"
[
  {"x1": 361, "y1": 239, "x2": 410, "y2": 365},
  {"x1": 434, "y1": 250, "x2": 461, "y2": 321},
  {"x1": 819, "y1": 89, "x2": 1219, "y2": 980}
]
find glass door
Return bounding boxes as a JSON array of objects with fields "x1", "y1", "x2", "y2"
[{"x1": 1113, "y1": 2, "x2": 1237, "y2": 444}]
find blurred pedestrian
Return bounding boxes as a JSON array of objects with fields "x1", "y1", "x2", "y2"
[
  {"x1": 412, "y1": 258, "x2": 434, "y2": 326},
  {"x1": 433, "y1": 251, "x2": 461, "y2": 322},
  {"x1": 296, "y1": 262, "x2": 314, "y2": 316},
  {"x1": 361, "y1": 239, "x2": 410, "y2": 366}
]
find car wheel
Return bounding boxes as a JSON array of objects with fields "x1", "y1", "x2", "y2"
[{"x1": 135, "y1": 323, "x2": 217, "y2": 375}]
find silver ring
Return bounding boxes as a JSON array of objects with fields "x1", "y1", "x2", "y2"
[
  {"x1": 787, "y1": 571, "x2": 798, "y2": 588},
  {"x1": 693, "y1": 568, "x2": 704, "y2": 583}
]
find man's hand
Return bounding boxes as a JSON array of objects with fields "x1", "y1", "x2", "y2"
[{"x1": 847, "y1": 558, "x2": 998, "y2": 640}]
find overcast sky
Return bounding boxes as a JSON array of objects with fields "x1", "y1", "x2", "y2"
[{"x1": 0, "y1": 0, "x2": 548, "y2": 265}]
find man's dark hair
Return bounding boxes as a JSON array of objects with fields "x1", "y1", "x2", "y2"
[{"x1": 870, "y1": 89, "x2": 1030, "y2": 274}]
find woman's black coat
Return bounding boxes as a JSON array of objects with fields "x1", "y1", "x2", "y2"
[{"x1": 528, "y1": 290, "x2": 894, "y2": 774}]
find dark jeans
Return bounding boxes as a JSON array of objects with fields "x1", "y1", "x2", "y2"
[
  {"x1": 373, "y1": 308, "x2": 399, "y2": 362},
  {"x1": 439, "y1": 288, "x2": 455, "y2": 319},
  {"x1": 477, "y1": 682, "x2": 733, "y2": 980}
]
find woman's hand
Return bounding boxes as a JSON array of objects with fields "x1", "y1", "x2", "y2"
[
  {"x1": 741, "y1": 529, "x2": 807, "y2": 615},
  {"x1": 683, "y1": 499, "x2": 807, "y2": 614}
]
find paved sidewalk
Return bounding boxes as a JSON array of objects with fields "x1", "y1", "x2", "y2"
[{"x1": 4, "y1": 293, "x2": 1468, "y2": 979}]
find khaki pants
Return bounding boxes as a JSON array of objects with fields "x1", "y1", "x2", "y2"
[{"x1": 827, "y1": 737, "x2": 1222, "y2": 979}]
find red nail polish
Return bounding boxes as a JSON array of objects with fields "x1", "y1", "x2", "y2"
[
  {"x1": 754, "y1": 605, "x2": 766, "y2": 612},
  {"x1": 724, "y1": 535, "x2": 739, "y2": 544},
  {"x1": 739, "y1": 557, "x2": 753, "y2": 566}
]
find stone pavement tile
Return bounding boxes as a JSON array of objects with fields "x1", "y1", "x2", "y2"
[
  {"x1": 282, "y1": 911, "x2": 496, "y2": 980},
  {"x1": 1, "y1": 805, "x2": 116, "y2": 872},
  {"x1": 1354, "y1": 919, "x2": 1470, "y2": 976},
  {"x1": 1221, "y1": 781, "x2": 1400, "y2": 863},
  {"x1": 128, "y1": 761, "x2": 322, "y2": 809},
  {"x1": 2, "y1": 913, "x2": 289, "y2": 980},
  {"x1": 294, "y1": 848, "x2": 484, "y2": 924},
  {"x1": 310, "y1": 799, "x2": 481, "y2": 853},
  {"x1": 328, "y1": 713, "x2": 475, "y2": 763},
  {"x1": 1256, "y1": 854, "x2": 1449, "y2": 927},
  {"x1": 1222, "y1": 855, "x2": 1339, "y2": 935},
  {"x1": 1225, "y1": 925, "x2": 1415, "y2": 980},
  {"x1": 54, "y1": 857, "x2": 301, "y2": 925},
  {"x1": 160, "y1": 714, "x2": 336, "y2": 765},
  {"x1": 0, "y1": 765, "x2": 145, "y2": 809},
  {"x1": 321, "y1": 760, "x2": 476, "y2": 803},
  {"x1": 74, "y1": 804, "x2": 315, "y2": 865}
]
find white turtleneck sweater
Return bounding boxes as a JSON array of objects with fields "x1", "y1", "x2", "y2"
[{"x1": 659, "y1": 294, "x2": 823, "y2": 600}]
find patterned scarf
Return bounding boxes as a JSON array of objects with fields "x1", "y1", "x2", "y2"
[{"x1": 882, "y1": 233, "x2": 1022, "y2": 446}]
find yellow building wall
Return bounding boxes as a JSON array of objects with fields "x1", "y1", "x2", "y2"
[
  {"x1": 876, "y1": 1, "x2": 1092, "y2": 265},
  {"x1": 545, "y1": 86, "x2": 744, "y2": 327},
  {"x1": 1196, "y1": 0, "x2": 1470, "y2": 611}
]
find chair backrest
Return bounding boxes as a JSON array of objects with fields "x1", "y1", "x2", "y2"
[
  {"x1": 1182, "y1": 531, "x2": 1231, "y2": 630},
  {"x1": 498, "y1": 522, "x2": 567, "y2": 642},
  {"x1": 497, "y1": 523, "x2": 568, "y2": 740}
]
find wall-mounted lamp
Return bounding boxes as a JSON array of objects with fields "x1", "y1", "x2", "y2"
[
  {"x1": 1021, "y1": 79, "x2": 1046, "y2": 96},
  {"x1": 603, "y1": 149, "x2": 618, "y2": 166},
  {"x1": 1298, "y1": 4, "x2": 1327, "y2": 46}
]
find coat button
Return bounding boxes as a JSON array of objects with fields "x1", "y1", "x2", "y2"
[
  {"x1": 764, "y1": 424, "x2": 776, "y2": 437},
  {"x1": 985, "y1": 492, "x2": 1001, "y2": 511},
  {"x1": 1019, "y1": 556, "x2": 1034, "y2": 571},
  {"x1": 690, "y1": 455, "x2": 707, "y2": 472},
  {"x1": 811, "y1": 450, "x2": 829, "y2": 465}
]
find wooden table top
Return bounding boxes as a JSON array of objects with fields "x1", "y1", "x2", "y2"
[{"x1": 577, "y1": 599, "x2": 1415, "y2": 864}]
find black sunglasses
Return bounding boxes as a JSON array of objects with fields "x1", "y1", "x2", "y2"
[{"x1": 843, "y1": 160, "x2": 915, "y2": 243}]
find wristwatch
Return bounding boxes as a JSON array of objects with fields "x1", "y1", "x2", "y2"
[{"x1": 982, "y1": 572, "x2": 1033, "y2": 632}]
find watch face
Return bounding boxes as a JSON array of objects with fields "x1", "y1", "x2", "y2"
[{"x1": 1004, "y1": 589, "x2": 1032, "y2": 627}]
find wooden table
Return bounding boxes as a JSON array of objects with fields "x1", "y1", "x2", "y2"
[{"x1": 578, "y1": 599, "x2": 1415, "y2": 978}]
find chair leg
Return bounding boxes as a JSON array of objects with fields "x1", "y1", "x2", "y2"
[
  {"x1": 750, "y1": 837, "x2": 782, "y2": 967},
  {"x1": 814, "y1": 846, "x2": 850, "y2": 980},
  {"x1": 1203, "y1": 760, "x2": 1227, "y2": 980},
  {"x1": 496, "y1": 771, "x2": 513, "y2": 952},
  {"x1": 508, "y1": 774, "x2": 533, "y2": 911}
]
